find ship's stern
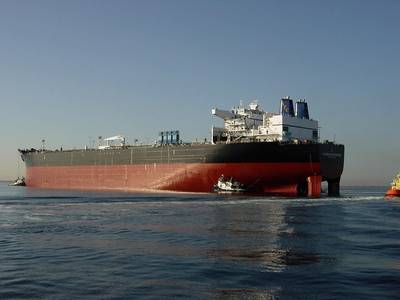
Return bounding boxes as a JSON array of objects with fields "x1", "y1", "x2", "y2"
[{"x1": 319, "y1": 143, "x2": 345, "y2": 196}]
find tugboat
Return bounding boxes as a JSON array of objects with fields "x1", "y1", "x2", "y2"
[
  {"x1": 385, "y1": 172, "x2": 400, "y2": 197},
  {"x1": 214, "y1": 175, "x2": 246, "y2": 193},
  {"x1": 9, "y1": 177, "x2": 26, "y2": 187}
]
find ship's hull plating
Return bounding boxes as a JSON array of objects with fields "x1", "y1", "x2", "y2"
[
  {"x1": 26, "y1": 162, "x2": 320, "y2": 195},
  {"x1": 21, "y1": 142, "x2": 344, "y2": 196}
]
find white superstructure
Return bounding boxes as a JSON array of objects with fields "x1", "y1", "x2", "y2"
[
  {"x1": 211, "y1": 97, "x2": 318, "y2": 143},
  {"x1": 98, "y1": 135, "x2": 126, "y2": 149}
]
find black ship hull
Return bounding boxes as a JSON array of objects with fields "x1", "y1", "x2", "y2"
[{"x1": 20, "y1": 142, "x2": 344, "y2": 197}]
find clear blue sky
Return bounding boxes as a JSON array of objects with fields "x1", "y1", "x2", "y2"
[{"x1": 1, "y1": 0, "x2": 399, "y2": 185}]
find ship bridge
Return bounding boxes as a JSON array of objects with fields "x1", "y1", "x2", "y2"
[{"x1": 211, "y1": 97, "x2": 318, "y2": 144}]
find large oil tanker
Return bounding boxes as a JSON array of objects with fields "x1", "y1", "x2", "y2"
[{"x1": 19, "y1": 97, "x2": 344, "y2": 197}]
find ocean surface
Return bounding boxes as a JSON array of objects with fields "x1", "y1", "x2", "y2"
[{"x1": 0, "y1": 182, "x2": 399, "y2": 299}]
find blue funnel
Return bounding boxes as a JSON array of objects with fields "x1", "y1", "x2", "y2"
[
  {"x1": 295, "y1": 100, "x2": 309, "y2": 119},
  {"x1": 280, "y1": 97, "x2": 295, "y2": 117}
]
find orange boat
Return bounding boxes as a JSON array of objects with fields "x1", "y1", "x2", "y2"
[{"x1": 385, "y1": 172, "x2": 400, "y2": 197}]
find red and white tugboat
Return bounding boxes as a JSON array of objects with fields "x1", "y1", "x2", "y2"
[
  {"x1": 385, "y1": 172, "x2": 400, "y2": 197},
  {"x1": 214, "y1": 175, "x2": 246, "y2": 193},
  {"x1": 9, "y1": 177, "x2": 26, "y2": 187}
]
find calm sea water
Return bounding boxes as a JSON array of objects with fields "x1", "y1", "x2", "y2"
[{"x1": 0, "y1": 182, "x2": 399, "y2": 299}]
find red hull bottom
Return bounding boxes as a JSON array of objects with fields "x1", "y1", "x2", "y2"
[
  {"x1": 385, "y1": 188, "x2": 400, "y2": 197},
  {"x1": 26, "y1": 162, "x2": 322, "y2": 197}
]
